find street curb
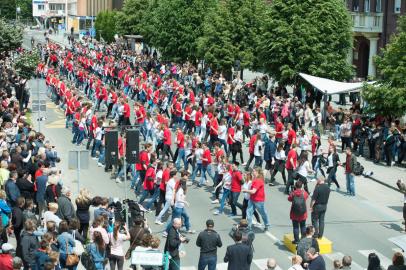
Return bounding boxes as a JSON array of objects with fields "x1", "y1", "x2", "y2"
[{"x1": 364, "y1": 175, "x2": 401, "y2": 193}]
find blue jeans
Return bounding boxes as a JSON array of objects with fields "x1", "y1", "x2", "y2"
[
  {"x1": 144, "y1": 186, "x2": 160, "y2": 210},
  {"x1": 195, "y1": 126, "x2": 201, "y2": 137},
  {"x1": 247, "y1": 200, "x2": 270, "y2": 228},
  {"x1": 176, "y1": 148, "x2": 186, "y2": 170},
  {"x1": 201, "y1": 164, "x2": 215, "y2": 185},
  {"x1": 292, "y1": 220, "x2": 306, "y2": 242},
  {"x1": 335, "y1": 124, "x2": 341, "y2": 140},
  {"x1": 218, "y1": 188, "x2": 231, "y2": 214},
  {"x1": 345, "y1": 173, "x2": 355, "y2": 195},
  {"x1": 166, "y1": 207, "x2": 191, "y2": 231},
  {"x1": 198, "y1": 255, "x2": 217, "y2": 270},
  {"x1": 91, "y1": 139, "x2": 102, "y2": 157},
  {"x1": 218, "y1": 139, "x2": 228, "y2": 153},
  {"x1": 254, "y1": 156, "x2": 263, "y2": 167},
  {"x1": 98, "y1": 146, "x2": 105, "y2": 164},
  {"x1": 156, "y1": 199, "x2": 171, "y2": 222},
  {"x1": 65, "y1": 113, "x2": 73, "y2": 128}
]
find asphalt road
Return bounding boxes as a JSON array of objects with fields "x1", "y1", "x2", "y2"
[{"x1": 21, "y1": 29, "x2": 406, "y2": 270}]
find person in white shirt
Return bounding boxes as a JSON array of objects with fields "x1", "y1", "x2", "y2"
[
  {"x1": 270, "y1": 143, "x2": 287, "y2": 185},
  {"x1": 91, "y1": 121, "x2": 103, "y2": 158},
  {"x1": 296, "y1": 151, "x2": 314, "y2": 193},
  {"x1": 156, "y1": 171, "x2": 177, "y2": 225},
  {"x1": 214, "y1": 164, "x2": 232, "y2": 215},
  {"x1": 191, "y1": 142, "x2": 204, "y2": 185},
  {"x1": 254, "y1": 136, "x2": 264, "y2": 167},
  {"x1": 109, "y1": 221, "x2": 130, "y2": 270},
  {"x1": 218, "y1": 119, "x2": 228, "y2": 153},
  {"x1": 43, "y1": 202, "x2": 62, "y2": 227}
]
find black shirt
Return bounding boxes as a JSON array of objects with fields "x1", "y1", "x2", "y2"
[
  {"x1": 196, "y1": 229, "x2": 222, "y2": 257},
  {"x1": 312, "y1": 183, "x2": 330, "y2": 205},
  {"x1": 309, "y1": 255, "x2": 326, "y2": 270}
]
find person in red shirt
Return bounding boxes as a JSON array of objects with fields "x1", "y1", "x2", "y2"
[
  {"x1": 162, "y1": 125, "x2": 174, "y2": 161},
  {"x1": 194, "y1": 107, "x2": 203, "y2": 136},
  {"x1": 285, "y1": 123, "x2": 297, "y2": 153},
  {"x1": 139, "y1": 158, "x2": 160, "y2": 211},
  {"x1": 242, "y1": 168, "x2": 270, "y2": 230},
  {"x1": 201, "y1": 143, "x2": 215, "y2": 184},
  {"x1": 244, "y1": 131, "x2": 258, "y2": 171},
  {"x1": 209, "y1": 112, "x2": 219, "y2": 150},
  {"x1": 230, "y1": 162, "x2": 243, "y2": 216},
  {"x1": 288, "y1": 180, "x2": 309, "y2": 243},
  {"x1": 134, "y1": 143, "x2": 152, "y2": 195},
  {"x1": 285, "y1": 143, "x2": 298, "y2": 194},
  {"x1": 175, "y1": 128, "x2": 186, "y2": 171},
  {"x1": 156, "y1": 162, "x2": 174, "y2": 217},
  {"x1": 275, "y1": 116, "x2": 284, "y2": 143},
  {"x1": 243, "y1": 107, "x2": 251, "y2": 141},
  {"x1": 122, "y1": 100, "x2": 131, "y2": 126}
]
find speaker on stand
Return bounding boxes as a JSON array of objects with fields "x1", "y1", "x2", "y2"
[
  {"x1": 105, "y1": 130, "x2": 119, "y2": 167},
  {"x1": 125, "y1": 129, "x2": 140, "y2": 164}
]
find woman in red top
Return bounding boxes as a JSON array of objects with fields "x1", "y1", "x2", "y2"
[{"x1": 287, "y1": 181, "x2": 309, "y2": 244}]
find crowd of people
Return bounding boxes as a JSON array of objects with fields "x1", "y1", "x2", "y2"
[{"x1": 0, "y1": 31, "x2": 404, "y2": 270}]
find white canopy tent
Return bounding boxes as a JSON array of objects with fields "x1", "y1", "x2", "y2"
[{"x1": 299, "y1": 72, "x2": 374, "y2": 95}]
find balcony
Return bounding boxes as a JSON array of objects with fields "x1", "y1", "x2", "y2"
[{"x1": 351, "y1": 12, "x2": 383, "y2": 33}]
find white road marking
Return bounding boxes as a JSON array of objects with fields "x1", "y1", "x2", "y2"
[
  {"x1": 216, "y1": 263, "x2": 228, "y2": 270},
  {"x1": 265, "y1": 231, "x2": 279, "y2": 242},
  {"x1": 180, "y1": 267, "x2": 197, "y2": 270},
  {"x1": 359, "y1": 250, "x2": 392, "y2": 270}
]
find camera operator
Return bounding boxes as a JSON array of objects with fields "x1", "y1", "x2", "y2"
[
  {"x1": 164, "y1": 217, "x2": 189, "y2": 270},
  {"x1": 228, "y1": 219, "x2": 255, "y2": 250}
]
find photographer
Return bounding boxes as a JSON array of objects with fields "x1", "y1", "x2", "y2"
[
  {"x1": 228, "y1": 219, "x2": 255, "y2": 250},
  {"x1": 164, "y1": 218, "x2": 189, "y2": 270}
]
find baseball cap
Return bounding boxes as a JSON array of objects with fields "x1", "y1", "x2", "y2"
[
  {"x1": 1, "y1": 243, "x2": 14, "y2": 252},
  {"x1": 206, "y1": 219, "x2": 214, "y2": 227}
]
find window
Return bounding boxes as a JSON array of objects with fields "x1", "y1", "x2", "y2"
[
  {"x1": 395, "y1": 0, "x2": 401, "y2": 13},
  {"x1": 376, "y1": 0, "x2": 382, "y2": 12},
  {"x1": 353, "y1": 0, "x2": 359, "y2": 11},
  {"x1": 49, "y1": 4, "x2": 65, "y2": 11},
  {"x1": 364, "y1": 0, "x2": 370, "y2": 12},
  {"x1": 37, "y1": 4, "x2": 44, "y2": 10}
]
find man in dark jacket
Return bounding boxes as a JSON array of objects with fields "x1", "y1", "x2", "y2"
[
  {"x1": 224, "y1": 230, "x2": 253, "y2": 270},
  {"x1": 35, "y1": 168, "x2": 50, "y2": 217},
  {"x1": 228, "y1": 219, "x2": 255, "y2": 249},
  {"x1": 264, "y1": 132, "x2": 277, "y2": 185},
  {"x1": 5, "y1": 171, "x2": 20, "y2": 207},
  {"x1": 21, "y1": 219, "x2": 39, "y2": 270},
  {"x1": 196, "y1": 219, "x2": 222, "y2": 270},
  {"x1": 56, "y1": 186, "x2": 76, "y2": 222},
  {"x1": 12, "y1": 197, "x2": 25, "y2": 258},
  {"x1": 164, "y1": 218, "x2": 187, "y2": 270}
]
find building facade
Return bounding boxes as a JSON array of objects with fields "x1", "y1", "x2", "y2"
[
  {"x1": 346, "y1": 0, "x2": 406, "y2": 78},
  {"x1": 32, "y1": 0, "x2": 77, "y2": 30}
]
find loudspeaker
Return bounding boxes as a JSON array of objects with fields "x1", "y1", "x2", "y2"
[
  {"x1": 126, "y1": 129, "x2": 140, "y2": 164},
  {"x1": 105, "y1": 131, "x2": 118, "y2": 166}
]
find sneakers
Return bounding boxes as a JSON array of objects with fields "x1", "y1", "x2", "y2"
[
  {"x1": 187, "y1": 229, "x2": 196, "y2": 234},
  {"x1": 155, "y1": 220, "x2": 164, "y2": 225},
  {"x1": 211, "y1": 199, "x2": 219, "y2": 204},
  {"x1": 115, "y1": 178, "x2": 122, "y2": 183},
  {"x1": 213, "y1": 210, "x2": 221, "y2": 215},
  {"x1": 97, "y1": 162, "x2": 103, "y2": 167}
]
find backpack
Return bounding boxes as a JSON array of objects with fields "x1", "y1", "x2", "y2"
[
  {"x1": 292, "y1": 191, "x2": 306, "y2": 216},
  {"x1": 353, "y1": 161, "x2": 364, "y2": 176},
  {"x1": 81, "y1": 245, "x2": 96, "y2": 270}
]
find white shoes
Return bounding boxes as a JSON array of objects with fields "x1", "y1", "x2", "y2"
[
  {"x1": 211, "y1": 199, "x2": 219, "y2": 204},
  {"x1": 155, "y1": 220, "x2": 164, "y2": 225}
]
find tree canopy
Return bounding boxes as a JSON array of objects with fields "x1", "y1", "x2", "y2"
[
  {"x1": 0, "y1": 18, "x2": 23, "y2": 53},
  {"x1": 115, "y1": 0, "x2": 150, "y2": 36},
  {"x1": 362, "y1": 16, "x2": 406, "y2": 118},
  {"x1": 95, "y1": 10, "x2": 118, "y2": 43},
  {"x1": 15, "y1": 50, "x2": 40, "y2": 79},
  {"x1": 258, "y1": 0, "x2": 353, "y2": 86}
]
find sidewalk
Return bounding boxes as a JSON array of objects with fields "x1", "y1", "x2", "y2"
[{"x1": 321, "y1": 135, "x2": 405, "y2": 191}]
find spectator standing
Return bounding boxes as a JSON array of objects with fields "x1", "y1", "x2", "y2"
[
  {"x1": 223, "y1": 230, "x2": 253, "y2": 270},
  {"x1": 56, "y1": 220, "x2": 77, "y2": 270},
  {"x1": 196, "y1": 219, "x2": 223, "y2": 270},
  {"x1": 56, "y1": 186, "x2": 76, "y2": 222},
  {"x1": 343, "y1": 147, "x2": 357, "y2": 196},
  {"x1": 306, "y1": 247, "x2": 326, "y2": 270},
  {"x1": 0, "y1": 243, "x2": 14, "y2": 270},
  {"x1": 109, "y1": 221, "x2": 130, "y2": 270},
  {"x1": 164, "y1": 218, "x2": 188, "y2": 270},
  {"x1": 75, "y1": 188, "x2": 92, "y2": 239},
  {"x1": 288, "y1": 181, "x2": 309, "y2": 244},
  {"x1": 388, "y1": 252, "x2": 406, "y2": 270},
  {"x1": 5, "y1": 171, "x2": 20, "y2": 207},
  {"x1": 89, "y1": 231, "x2": 107, "y2": 270},
  {"x1": 310, "y1": 177, "x2": 331, "y2": 239},
  {"x1": 21, "y1": 220, "x2": 40, "y2": 270},
  {"x1": 12, "y1": 197, "x2": 25, "y2": 257}
]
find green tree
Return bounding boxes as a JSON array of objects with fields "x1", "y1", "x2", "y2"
[
  {"x1": 150, "y1": 0, "x2": 216, "y2": 62},
  {"x1": 15, "y1": 50, "x2": 40, "y2": 79},
  {"x1": 95, "y1": 10, "x2": 118, "y2": 43},
  {"x1": 197, "y1": 1, "x2": 236, "y2": 74},
  {"x1": 198, "y1": 0, "x2": 267, "y2": 74},
  {"x1": 0, "y1": 18, "x2": 23, "y2": 53},
  {"x1": 1, "y1": 0, "x2": 32, "y2": 20},
  {"x1": 362, "y1": 16, "x2": 406, "y2": 118},
  {"x1": 259, "y1": 0, "x2": 353, "y2": 86},
  {"x1": 116, "y1": 0, "x2": 150, "y2": 36}
]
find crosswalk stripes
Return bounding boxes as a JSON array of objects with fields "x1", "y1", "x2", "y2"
[
  {"x1": 324, "y1": 252, "x2": 364, "y2": 270},
  {"x1": 359, "y1": 250, "x2": 392, "y2": 270},
  {"x1": 179, "y1": 250, "x2": 395, "y2": 270}
]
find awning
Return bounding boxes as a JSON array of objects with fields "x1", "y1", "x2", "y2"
[{"x1": 299, "y1": 73, "x2": 374, "y2": 95}]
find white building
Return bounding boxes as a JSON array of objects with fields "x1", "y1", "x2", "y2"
[{"x1": 32, "y1": 0, "x2": 77, "y2": 31}]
